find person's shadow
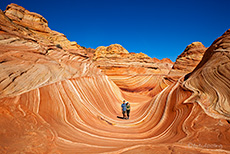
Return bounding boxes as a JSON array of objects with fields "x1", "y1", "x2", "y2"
[{"x1": 117, "y1": 116, "x2": 124, "y2": 119}]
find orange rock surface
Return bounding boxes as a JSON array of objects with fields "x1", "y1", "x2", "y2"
[
  {"x1": 1, "y1": 3, "x2": 230, "y2": 154},
  {"x1": 169, "y1": 42, "x2": 207, "y2": 78},
  {"x1": 184, "y1": 29, "x2": 230, "y2": 120},
  {"x1": 93, "y1": 44, "x2": 174, "y2": 98}
]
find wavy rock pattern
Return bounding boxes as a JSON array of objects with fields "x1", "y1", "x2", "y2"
[
  {"x1": 1, "y1": 77, "x2": 230, "y2": 153},
  {"x1": 94, "y1": 44, "x2": 174, "y2": 98},
  {"x1": 184, "y1": 29, "x2": 230, "y2": 120},
  {"x1": 0, "y1": 4, "x2": 98, "y2": 99},
  {"x1": 1, "y1": 3, "x2": 230, "y2": 154}
]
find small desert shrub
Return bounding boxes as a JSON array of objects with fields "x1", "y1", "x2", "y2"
[{"x1": 56, "y1": 44, "x2": 63, "y2": 49}]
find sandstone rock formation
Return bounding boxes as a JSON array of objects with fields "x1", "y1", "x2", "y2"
[
  {"x1": 3, "y1": 3, "x2": 85, "y2": 51},
  {"x1": 184, "y1": 29, "x2": 230, "y2": 120},
  {"x1": 93, "y1": 44, "x2": 174, "y2": 98},
  {"x1": 1, "y1": 3, "x2": 230, "y2": 154},
  {"x1": 0, "y1": 3, "x2": 98, "y2": 99},
  {"x1": 168, "y1": 42, "x2": 207, "y2": 78}
]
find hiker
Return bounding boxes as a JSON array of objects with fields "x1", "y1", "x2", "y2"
[
  {"x1": 126, "y1": 102, "x2": 130, "y2": 119},
  {"x1": 121, "y1": 100, "x2": 127, "y2": 119}
]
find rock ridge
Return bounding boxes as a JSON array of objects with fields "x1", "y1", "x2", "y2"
[{"x1": 168, "y1": 41, "x2": 207, "y2": 77}]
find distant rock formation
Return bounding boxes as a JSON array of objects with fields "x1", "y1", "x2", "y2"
[
  {"x1": 93, "y1": 44, "x2": 129, "y2": 60},
  {"x1": 93, "y1": 44, "x2": 173, "y2": 97},
  {"x1": 168, "y1": 42, "x2": 207, "y2": 77},
  {"x1": 161, "y1": 58, "x2": 173, "y2": 63},
  {"x1": 94, "y1": 44, "x2": 173, "y2": 74},
  {"x1": 1, "y1": 3, "x2": 230, "y2": 154}
]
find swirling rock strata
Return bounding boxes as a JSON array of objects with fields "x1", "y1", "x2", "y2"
[
  {"x1": 94, "y1": 44, "x2": 174, "y2": 97},
  {"x1": 184, "y1": 29, "x2": 230, "y2": 120},
  {"x1": 1, "y1": 76, "x2": 230, "y2": 153},
  {"x1": 0, "y1": 4, "x2": 99, "y2": 99},
  {"x1": 1, "y1": 3, "x2": 230, "y2": 154}
]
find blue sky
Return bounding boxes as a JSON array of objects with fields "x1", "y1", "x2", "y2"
[{"x1": 1, "y1": 0, "x2": 230, "y2": 61}]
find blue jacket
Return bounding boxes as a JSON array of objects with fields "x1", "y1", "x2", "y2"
[{"x1": 121, "y1": 103, "x2": 126, "y2": 111}]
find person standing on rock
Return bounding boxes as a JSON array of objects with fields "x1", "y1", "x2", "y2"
[
  {"x1": 126, "y1": 102, "x2": 130, "y2": 119},
  {"x1": 121, "y1": 100, "x2": 127, "y2": 119}
]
